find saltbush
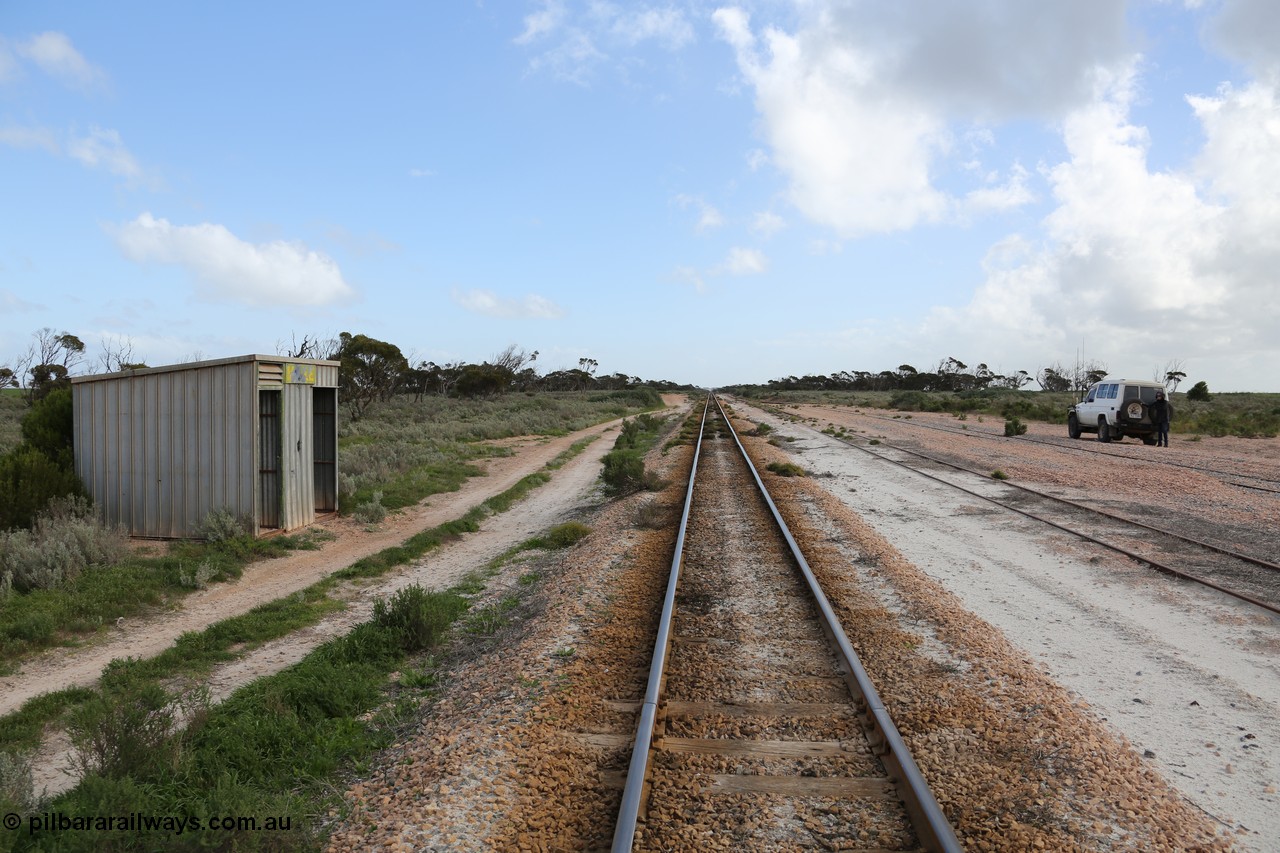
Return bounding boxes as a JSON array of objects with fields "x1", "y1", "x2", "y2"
[
  {"x1": 197, "y1": 507, "x2": 246, "y2": 542},
  {"x1": 0, "y1": 496, "x2": 128, "y2": 595}
]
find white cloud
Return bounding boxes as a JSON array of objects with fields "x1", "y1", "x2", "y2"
[
  {"x1": 750, "y1": 211, "x2": 785, "y2": 238},
  {"x1": 960, "y1": 163, "x2": 1035, "y2": 216},
  {"x1": 716, "y1": 246, "x2": 768, "y2": 276},
  {"x1": 0, "y1": 124, "x2": 59, "y2": 153},
  {"x1": 15, "y1": 32, "x2": 106, "y2": 91},
  {"x1": 920, "y1": 65, "x2": 1280, "y2": 388},
  {"x1": 518, "y1": 2, "x2": 694, "y2": 82},
  {"x1": 451, "y1": 288, "x2": 565, "y2": 319},
  {"x1": 602, "y1": 5, "x2": 694, "y2": 50},
  {"x1": 112, "y1": 213, "x2": 356, "y2": 307},
  {"x1": 673, "y1": 194, "x2": 724, "y2": 231},
  {"x1": 409, "y1": 167, "x2": 434, "y2": 178},
  {"x1": 515, "y1": 1, "x2": 567, "y2": 44},
  {"x1": 1206, "y1": 0, "x2": 1280, "y2": 78},
  {"x1": 712, "y1": 2, "x2": 1127, "y2": 236},
  {"x1": 745, "y1": 148, "x2": 768, "y2": 171},
  {"x1": 68, "y1": 127, "x2": 142, "y2": 179}
]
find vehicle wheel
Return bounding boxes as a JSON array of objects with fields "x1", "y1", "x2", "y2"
[
  {"x1": 1068, "y1": 414, "x2": 1081, "y2": 439},
  {"x1": 1125, "y1": 401, "x2": 1145, "y2": 420},
  {"x1": 1098, "y1": 419, "x2": 1112, "y2": 443},
  {"x1": 1142, "y1": 436, "x2": 1157, "y2": 446}
]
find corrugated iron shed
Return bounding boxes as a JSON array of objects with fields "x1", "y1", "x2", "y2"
[{"x1": 71, "y1": 354, "x2": 339, "y2": 538}]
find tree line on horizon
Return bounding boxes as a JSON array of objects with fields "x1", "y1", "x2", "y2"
[
  {"x1": 1, "y1": 328, "x2": 695, "y2": 419},
  {"x1": 728, "y1": 357, "x2": 1198, "y2": 397}
]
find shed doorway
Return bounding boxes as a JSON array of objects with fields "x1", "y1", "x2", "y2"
[
  {"x1": 258, "y1": 390, "x2": 281, "y2": 529},
  {"x1": 313, "y1": 388, "x2": 337, "y2": 512}
]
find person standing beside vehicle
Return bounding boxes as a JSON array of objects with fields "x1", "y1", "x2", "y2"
[{"x1": 1149, "y1": 389, "x2": 1171, "y2": 447}]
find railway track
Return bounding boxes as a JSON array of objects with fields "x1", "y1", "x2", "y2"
[
  {"x1": 787, "y1": 401, "x2": 1280, "y2": 494},
  {"x1": 742, "y1": 399, "x2": 1280, "y2": 617},
  {"x1": 612, "y1": 395, "x2": 960, "y2": 852}
]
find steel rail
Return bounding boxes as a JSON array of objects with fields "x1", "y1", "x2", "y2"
[
  {"x1": 755, "y1": 401, "x2": 1280, "y2": 617},
  {"x1": 791, "y1": 400, "x2": 1280, "y2": 492},
  {"x1": 753, "y1": 399, "x2": 1280, "y2": 575},
  {"x1": 715, "y1": 396, "x2": 963, "y2": 853},
  {"x1": 611, "y1": 394, "x2": 710, "y2": 853}
]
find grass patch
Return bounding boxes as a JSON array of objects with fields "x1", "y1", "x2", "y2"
[
  {"x1": 766, "y1": 461, "x2": 806, "y2": 477},
  {"x1": 601, "y1": 414, "x2": 668, "y2": 496},
  {"x1": 0, "y1": 431, "x2": 595, "y2": 766}
]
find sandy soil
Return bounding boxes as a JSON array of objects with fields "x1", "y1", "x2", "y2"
[{"x1": 734, "y1": 398, "x2": 1280, "y2": 850}]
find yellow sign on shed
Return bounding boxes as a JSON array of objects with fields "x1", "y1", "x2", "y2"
[{"x1": 284, "y1": 363, "x2": 317, "y2": 385}]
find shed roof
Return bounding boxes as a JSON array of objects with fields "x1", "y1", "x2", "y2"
[{"x1": 70, "y1": 354, "x2": 340, "y2": 385}]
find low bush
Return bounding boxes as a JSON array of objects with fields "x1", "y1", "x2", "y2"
[
  {"x1": 0, "y1": 748, "x2": 34, "y2": 816},
  {"x1": 353, "y1": 491, "x2": 388, "y2": 525},
  {"x1": 0, "y1": 444, "x2": 86, "y2": 532},
  {"x1": 67, "y1": 679, "x2": 195, "y2": 781},
  {"x1": 197, "y1": 508, "x2": 246, "y2": 542},
  {"x1": 0, "y1": 496, "x2": 128, "y2": 595},
  {"x1": 766, "y1": 461, "x2": 806, "y2": 477},
  {"x1": 602, "y1": 414, "x2": 668, "y2": 496},
  {"x1": 539, "y1": 521, "x2": 592, "y2": 549},
  {"x1": 373, "y1": 584, "x2": 468, "y2": 654},
  {"x1": 632, "y1": 501, "x2": 670, "y2": 529},
  {"x1": 1003, "y1": 416, "x2": 1028, "y2": 437}
]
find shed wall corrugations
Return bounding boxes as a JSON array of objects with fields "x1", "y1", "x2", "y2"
[{"x1": 73, "y1": 361, "x2": 257, "y2": 537}]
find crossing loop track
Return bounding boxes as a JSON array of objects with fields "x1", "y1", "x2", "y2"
[{"x1": 749, "y1": 399, "x2": 1280, "y2": 617}]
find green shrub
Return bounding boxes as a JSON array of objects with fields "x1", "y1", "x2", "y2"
[
  {"x1": 602, "y1": 450, "x2": 647, "y2": 495},
  {"x1": 1186, "y1": 381, "x2": 1211, "y2": 402},
  {"x1": 766, "y1": 461, "x2": 806, "y2": 477},
  {"x1": 373, "y1": 584, "x2": 468, "y2": 654},
  {"x1": 1003, "y1": 416, "x2": 1028, "y2": 437},
  {"x1": 67, "y1": 680, "x2": 189, "y2": 780},
  {"x1": 991, "y1": 470, "x2": 1009, "y2": 480},
  {"x1": 0, "y1": 444, "x2": 86, "y2": 531},
  {"x1": 541, "y1": 521, "x2": 591, "y2": 549},
  {"x1": 20, "y1": 387, "x2": 74, "y2": 458}
]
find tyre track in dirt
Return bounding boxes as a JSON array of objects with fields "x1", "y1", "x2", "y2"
[{"x1": 0, "y1": 413, "x2": 654, "y2": 719}]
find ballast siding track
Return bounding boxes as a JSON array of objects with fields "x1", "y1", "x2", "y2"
[
  {"x1": 749, "y1": 399, "x2": 1280, "y2": 616},
  {"x1": 612, "y1": 395, "x2": 960, "y2": 852},
  {"x1": 789, "y1": 401, "x2": 1280, "y2": 494}
]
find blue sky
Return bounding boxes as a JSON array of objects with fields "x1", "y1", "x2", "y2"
[{"x1": 2, "y1": 1, "x2": 1278, "y2": 390}]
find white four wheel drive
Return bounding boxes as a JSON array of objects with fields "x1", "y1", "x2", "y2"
[{"x1": 1067, "y1": 378, "x2": 1170, "y2": 445}]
